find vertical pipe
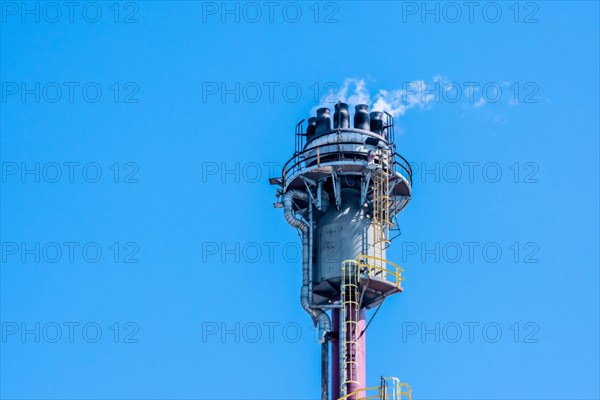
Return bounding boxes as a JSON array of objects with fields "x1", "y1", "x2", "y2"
[
  {"x1": 322, "y1": 341, "x2": 329, "y2": 400},
  {"x1": 346, "y1": 302, "x2": 356, "y2": 398},
  {"x1": 332, "y1": 308, "x2": 340, "y2": 400},
  {"x1": 345, "y1": 302, "x2": 360, "y2": 398},
  {"x1": 339, "y1": 308, "x2": 345, "y2": 397},
  {"x1": 342, "y1": 306, "x2": 367, "y2": 399},
  {"x1": 310, "y1": 191, "x2": 329, "y2": 400},
  {"x1": 285, "y1": 190, "x2": 330, "y2": 338},
  {"x1": 357, "y1": 309, "x2": 366, "y2": 392}
]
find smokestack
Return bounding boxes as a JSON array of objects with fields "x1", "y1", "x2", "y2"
[
  {"x1": 354, "y1": 104, "x2": 370, "y2": 130},
  {"x1": 315, "y1": 107, "x2": 331, "y2": 134},
  {"x1": 334, "y1": 102, "x2": 350, "y2": 129},
  {"x1": 270, "y1": 102, "x2": 414, "y2": 400}
]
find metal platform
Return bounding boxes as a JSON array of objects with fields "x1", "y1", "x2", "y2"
[{"x1": 313, "y1": 255, "x2": 405, "y2": 310}]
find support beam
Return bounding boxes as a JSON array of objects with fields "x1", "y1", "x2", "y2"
[{"x1": 331, "y1": 169, "x2": 341, "y2": 210}]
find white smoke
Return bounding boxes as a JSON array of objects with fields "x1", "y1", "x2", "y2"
[
  {"x1": 314, "y1": 78, "x2": 437, "y2": 118},
  {"x1": 342, "y1": 78, "x2": 371, "y2": 106}
]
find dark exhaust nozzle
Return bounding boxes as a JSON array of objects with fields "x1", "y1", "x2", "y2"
[
  {"x1": 333, "y1": 102, "x2": 350, "y2": 129},
  {"x1": 354, "y1": 104, "x2": 370, "y2": 130},
  {"x1": 370, "y1": 111, "x2": 385, "y2": 136},
  {"x1": 315, "y1": 108, "x2": 331, "y2": 134}
]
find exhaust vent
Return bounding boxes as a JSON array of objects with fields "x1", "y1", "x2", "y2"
[
  {"x1": 334, "y1": 102, "x2": 350, "y2": 129},
  {"x1": 315, "y1": 108, "x2": 331, "y2": 134},
  {"x1": 354, "y1": 104, "x2": 370, "y2": 130}
]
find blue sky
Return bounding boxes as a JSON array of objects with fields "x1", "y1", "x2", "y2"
[{"x1": 1, "y1": 1, "x2": 599, "y2": 399}]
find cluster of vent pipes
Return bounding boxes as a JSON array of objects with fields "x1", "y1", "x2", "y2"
[{"x1": 307, "y1": 103, "x2": 390, "y2": 139}]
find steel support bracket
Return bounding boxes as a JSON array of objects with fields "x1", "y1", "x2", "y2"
[
  {"x1": 361, "y1": 171, "x2": 372, "y2": 205},
  {"x1": 331, "y1": 169, "x2": 341, "y2": 210}
]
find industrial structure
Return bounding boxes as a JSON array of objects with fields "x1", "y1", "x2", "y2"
[{"x1": 270, "y1": 102, "x2": 413, "y2": 400}]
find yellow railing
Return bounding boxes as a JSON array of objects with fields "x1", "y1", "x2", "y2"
[
  {"x1": 337, "y1": 379, "x2": 412, "y2": 400},
  {"x1": 398, "y1": 382, "x2": 412, "y2": 399},
  {"x1": 337, "y1": 386, "x2": 381, "y2": 400},
  {"x1": 355, "y1": 254, "x2": 404, "y2": 290}
]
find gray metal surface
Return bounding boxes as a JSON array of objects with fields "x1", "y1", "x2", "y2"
[{"x1": 314, "y1": 188, "x2": 384, "y2": 282}]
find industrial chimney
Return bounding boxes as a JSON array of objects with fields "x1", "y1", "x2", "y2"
[{"x1": 270, "y1": 103, "x2": 414, "y2": 400}]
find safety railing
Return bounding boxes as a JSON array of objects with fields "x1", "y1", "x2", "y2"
[
  {"x1": 392, "y1": 152, "x2": 413, "y2": 186},
  {"x1": 337, "y1": 386, "x2": 381, "y2": 400},
  {"x1": 397, "y1": 382, "x2": 412, "y2": 399},
  {"x1": 356, "y1": 254, "x2": 404, "y2": 290},
  {"x1": 280, "y1": 140, "x2": 412, "y2": 190},
  {"x1": 337, "y1": 378, "x2": 412, "y2": 400}
]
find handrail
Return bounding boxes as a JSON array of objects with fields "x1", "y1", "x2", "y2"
[
  {"x1": 337, "y1": 386, "x2": 381, "y2": 400},
  {"x1": 337, "y1": 380, "x2": 412, "y2": 400},
  {"x1": 356, "y1": 254, "x2": 404, "y2": 289},
  {"x1": 282, "y1": 141, "x2": 367, "y2": 184},
  {"x1": 392, "y1": 152, "x2": 413, "y2": 186},
  {"x1": 281, "y1": 140, "x2": 412, "y2": 189}
]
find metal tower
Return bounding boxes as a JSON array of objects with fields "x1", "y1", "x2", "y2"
[{"x1": 270, "y1": 102, "x2": 413, "y2": 400}]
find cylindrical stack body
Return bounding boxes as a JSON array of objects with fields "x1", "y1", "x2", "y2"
[{"x1": 314, "y1": 188, "x2": 385, "y2": 289}]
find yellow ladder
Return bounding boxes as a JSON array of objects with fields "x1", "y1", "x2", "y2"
[
  {"x1": 372, "y1": 149, "x2": 391, "y2": 259},
  {"x1": 341, "y1": 260, "x2": 361, "y2": 396}
]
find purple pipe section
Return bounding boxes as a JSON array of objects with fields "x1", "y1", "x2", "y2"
[
  {"x1": 358, "y1": 309, "x2": 366, "y2": 394},
  {"x1": 332, "y1": 309, "x2": 340, "y2": 400},
  {"x1": 346, "y1": 308, "x2": 366, "y2": 398},
  {"x1": 332, "y1": 308, "x2": 366, "y2": 399}
]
